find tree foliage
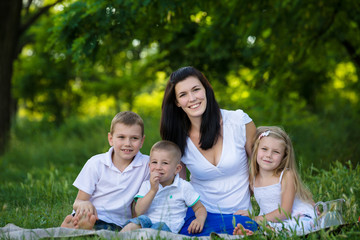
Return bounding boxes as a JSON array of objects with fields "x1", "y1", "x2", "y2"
[
  {"x1": 3, "y1": 0, "x2": 360, "y2": 165},
  {"x1": 46, "y1": 0, "x2": 360, "y2": 113}
]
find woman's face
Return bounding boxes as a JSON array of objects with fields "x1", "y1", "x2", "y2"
[{"x1": 174, "y1": 76, "x2": 207, "y2": 119}]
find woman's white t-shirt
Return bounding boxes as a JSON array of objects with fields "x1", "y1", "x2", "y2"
[{"x1": 181, "y1": 109, "x2": 252, "y2": 214}]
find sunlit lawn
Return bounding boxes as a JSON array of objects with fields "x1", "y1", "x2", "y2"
[{"x1": 0, "y1": 115, "x2": 359, "y2": 239}]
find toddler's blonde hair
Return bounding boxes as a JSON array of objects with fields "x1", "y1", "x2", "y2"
[{"x1": 150, "y1": 140, "x2": 181, "y2": 164}]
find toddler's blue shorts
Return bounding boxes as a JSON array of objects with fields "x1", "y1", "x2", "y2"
[{"x1": 125, "y1": 215, "x2": 171, "y2": 232}]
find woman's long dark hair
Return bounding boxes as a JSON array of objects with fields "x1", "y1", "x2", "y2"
[{"x1": 160, "y1": 66, "x2": 221, "y2": 155}]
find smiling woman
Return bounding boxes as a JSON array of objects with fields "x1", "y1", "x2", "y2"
[
  {"x1": 160, "y1": 66, "x2": 258, "y2": 236},
  {"x1": 174, "y1": 76, "x2": 208, "y2": 120}
]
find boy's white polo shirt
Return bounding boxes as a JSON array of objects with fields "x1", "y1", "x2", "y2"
[
  {"x1": 135, "y1": 174, "x2": 200, "y2": 233},
  {"x1": 73, "y1": 147, "x2": 150, "y2": 227}
]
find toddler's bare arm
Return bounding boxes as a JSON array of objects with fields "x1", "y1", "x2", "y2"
[{"x1": 188, "y1": 201, "x2": 207, "y2": 234}]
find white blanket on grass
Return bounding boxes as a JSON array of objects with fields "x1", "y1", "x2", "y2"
[
  {"x1": 0, "y1": 224, "x2": 240, "y2": 240},
  {"x1": 0, "y1": 223, "x2": 333, "y2": 239}
]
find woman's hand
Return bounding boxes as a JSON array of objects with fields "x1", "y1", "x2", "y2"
[
  {"x1": 234, "y1": 210, "x2": 250, "y2": 216},
  {"x1": 254, "y1": 215, "x2": 267, "y2": 224}
]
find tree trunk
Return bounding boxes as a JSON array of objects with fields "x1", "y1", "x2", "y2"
[{"x1": 0, "y1": 0, "x2": 22, "y2": 154}]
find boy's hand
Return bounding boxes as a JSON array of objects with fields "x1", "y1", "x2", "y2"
[
  {"x1": 74, "y1": 201, "x2": 98, "y2": 219},
  {"x1": 234, "y1": 209, "x2": 250, "y2": 216},
  {"x1": 149, "y1": 171, "x2": 160, "y2": 192},
  {"x1": 187, "y1": 218, "x2": 204, "y2": 234}
]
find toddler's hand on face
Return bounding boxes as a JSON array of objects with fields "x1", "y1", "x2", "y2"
[{"x1": 150, "y1": 171, "x2": 160, "y2": 191}]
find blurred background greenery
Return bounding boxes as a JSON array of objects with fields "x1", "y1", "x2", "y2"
[{"x1": 1, "y1": 0, "x2": 359, "y2": 170}]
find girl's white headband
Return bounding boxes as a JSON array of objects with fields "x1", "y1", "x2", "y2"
[{"x1": 258, "y1": 130, "x2": 271, "y2": 140}]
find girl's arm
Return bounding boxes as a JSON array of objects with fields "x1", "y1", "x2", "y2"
[
  {"x1": 255, "y1": 170, "x2": 296, "y2": 223},
  {"x1": 245, "y1": 121, "x2": 256, "y2": 157}
]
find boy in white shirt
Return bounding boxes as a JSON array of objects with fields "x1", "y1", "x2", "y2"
[
  {"x1": 121, "y1": 140, "x2": 207, "y2": 234},
  {"x1": 61, "y1": 111, "x2": 150, "y2": 230}
]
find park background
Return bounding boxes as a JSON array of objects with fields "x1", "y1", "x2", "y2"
[{"x1": 0, "y1": 0, "x2": 359, "y2": 238}]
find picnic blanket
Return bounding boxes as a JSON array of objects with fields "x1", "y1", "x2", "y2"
[
  {"x1": 0, "y1": 224, "x2": 239, "y2": 240},
  {"x1": 1, "y1": 222, "x2": 350, "y2": 239}
]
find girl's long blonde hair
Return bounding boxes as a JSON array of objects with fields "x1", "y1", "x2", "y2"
[{"x1": 249, "y1": 126, "x2": 313, "y2": 203}]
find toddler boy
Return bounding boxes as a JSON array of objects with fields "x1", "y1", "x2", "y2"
[
  {"x1": 121, "y1": 140, "x2": 207, "y2": 234},
  {"x1": 61, "y1": 111, "x2": 150, "y2": 230}
]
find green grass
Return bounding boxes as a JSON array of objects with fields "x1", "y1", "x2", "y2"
[{"x1": 0, "y1": 115, "x2": 359, "y2": 239}]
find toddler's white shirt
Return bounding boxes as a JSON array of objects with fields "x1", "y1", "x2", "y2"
[
  {"x1": 73, "y1": 147, "x2": 150, "y2": 227},
  {"x1": 135, "y1": 174, "x2": 200, "y2": 233},
  {"x1": 182, "y1": 109, "x2": 252, "y2": 214}
]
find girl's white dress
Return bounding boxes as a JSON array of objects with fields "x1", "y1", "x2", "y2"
[{"x1": 254, "y1": 170, "x2": 316, "y2": 234}]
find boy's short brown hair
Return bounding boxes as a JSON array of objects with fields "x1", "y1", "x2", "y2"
[
  {"x1": 150, "y1": 140, "x2": 181, "y2": 164},
  {"x1": 110, "y1": 111, "x2": 144, "y2": 136}
]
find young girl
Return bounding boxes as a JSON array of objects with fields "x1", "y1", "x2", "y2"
[{"x1": 234, "y1": 126, "x2": 316, "y2": 235}]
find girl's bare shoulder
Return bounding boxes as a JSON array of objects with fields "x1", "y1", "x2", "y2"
[{"x1": 281, "y1": 169, "x2": 296, "y2": 184}]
